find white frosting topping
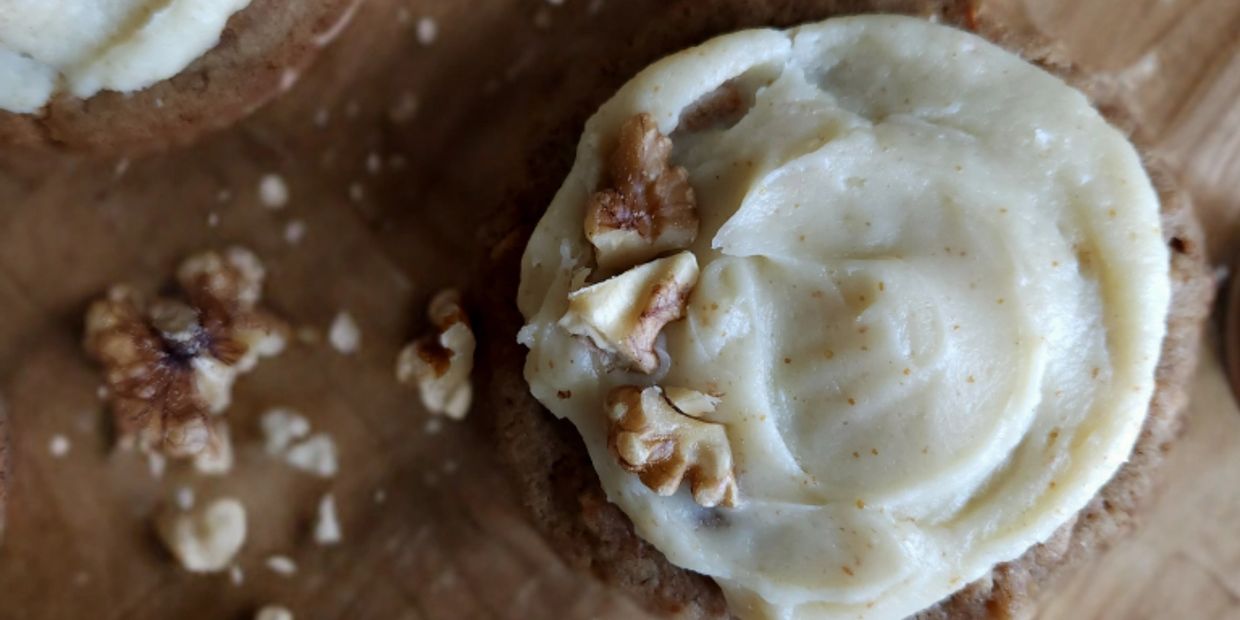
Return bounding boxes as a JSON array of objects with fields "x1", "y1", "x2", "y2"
[
  {"x1": 518, "y1": 15, "x2": 1170, "y2": 620},
  {"x1": 0, "y1": 0, "x2": 251, "y2": 113}
]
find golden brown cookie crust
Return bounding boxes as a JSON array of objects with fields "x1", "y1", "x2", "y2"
[
  {"x1": 0, "y1": 0, "x2": 361, "y2": 153},
  {"x1": 481, "y1": 1, "x2": 1215, "y2": 618}
]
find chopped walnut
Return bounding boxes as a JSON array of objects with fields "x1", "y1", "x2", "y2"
[
  {"x1": 396, "y1": 290, "x2": 475, "y2": 419},
  {"x1": 156, "y1": 497, "x2": 247, "y2": 573},
  {"x1": 83, "y1": 248, "x2": 286, "y2": 458},
  {"x1": 606, "y1": 386, "x2": 738, "y2": 508},
  {"x1": 585, "y1": 113, "x2": 699, "y2": 272},
  {"x1": 560, "y1": 251, "x2": 698, "y2": 373}
]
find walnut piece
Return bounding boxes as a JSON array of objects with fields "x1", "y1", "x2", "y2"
[
  {"x1": 606, "y1": 386, "x2": 738, "y2": 508},
  {"x1": 559, "y1": 251, "x2": 698, "y2": 373},
  {"x1": 156, "y1": 497, "x2": 247, "y2": 573},
  {"x1": 396, "y1": 290, "x2": 475, "y2": 419},
  {"x1": 83, "y1": 248, "x2": 285, "y2": 458},
  {"x1": 585, "y1": 113, "x2": 700, "y2": 272}
]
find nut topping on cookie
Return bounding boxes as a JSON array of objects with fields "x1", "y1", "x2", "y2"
[
  {"x1": 585, "y1": 113, "x2": 699, "y2": 272},
  {"x1": 560, "y1": 251, "x2": 698, "y2": 373},
  {"x1": 84, "y1": 248, "x2": 286, "y2": 458},
  {"x1": 606, "y1": 386, "x2": 738, "y2": 508},
  {"x1": 396, "y1": 290, "x2": 476, "y2": 419}
]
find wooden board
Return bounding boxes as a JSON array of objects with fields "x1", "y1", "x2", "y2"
[{"x1": 0, "y1": 0, "x2": 1237, "y2": 618}]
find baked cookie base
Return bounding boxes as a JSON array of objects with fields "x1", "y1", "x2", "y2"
[{"x1": 481, "y1": 0, "x2": 1215, "y2": 618}]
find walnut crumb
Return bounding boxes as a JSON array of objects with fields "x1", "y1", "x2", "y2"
[
  {"x1": 156, "y1": 497, "x2": 247, "y2": 573},
  {"x1": 559, "y1": 251, "x2": 698, "y2": 373},
  {"x1": 83, "y1": 248, "x2": 286, "y2": 458},
  {"x1": 396, "y1": 290, "x2": 475, "y2": 419},
  {"x1": 605, "y1": 385, "x2": 738, "y2": 508},
  {"x1": 584, "y1": 113, "x2": 700, "y2": 272}
]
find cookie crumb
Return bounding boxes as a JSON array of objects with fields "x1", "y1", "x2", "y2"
[
  {"x1": 259, "y1": 174, "x2": 289, "y2": 209},
  {"x1": 265, "y1": 555, "x2": 298, "y2": 577},
  {"x1": 314, "y1": 494, "x2": 342, "y2": 545},
  {"x1": 207, "y1": 212, "x2": 221, "y2": 227},
  {"x1": 174, "y1": 486, "x2": 196, "y2": 511},
  {"x1": 285, "y1": 434, "x2": 338, "y2": 478},
  {"x1": 348, "y1": 182, "x2": 365, "y2": 203},
  {"x1": 328, "y1": 311, "x2": 361, "y2": 354},
  {"x1": 157, "y1": 498, "x2": 247, "y2": 573},
  {"x1": 284, "y1": 219, "x2": 308, "y2": 245},
  {"x1": 416, "y1": 17, "x2": 438, "y2": 45},
  {"x1": 148, "y1": 452, "x2": 167, "y2": 478},
  {"x1": 373, "y1": 489, "x2": 387, "y2": 504},
  {"x1": 261, "y1": 408, "x2": 311, "y2": 454},
  {"x1": 229, "y1": 565, "x2": 245, "y2": 586},
  {"x1": 255, "y1": 606, "x2": 293, "y2": 620},
  {"x1": 48, "y1": 434, "x2": 71, "y2": 458},
  {"x1": 365, "y1": 152, "x2": 383, "y2": 175}
]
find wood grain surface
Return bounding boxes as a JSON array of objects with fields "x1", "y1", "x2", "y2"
[{"x1": 0, "y1": 0, "x2": 1237, "y2": 619}]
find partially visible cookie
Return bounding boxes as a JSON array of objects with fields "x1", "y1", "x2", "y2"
[{"x1": 0, "y1": 0, "x2": 361, "y2": 153}]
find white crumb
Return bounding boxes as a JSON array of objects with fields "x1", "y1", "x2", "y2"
[
  {"x1": 329, "y1": 311, "x2": 361, "y2": 354},
  {"x1": 366, "y1": 152, "x2": 383, "y2": 175},
  {"x1": 147, "y1": 452, "x2": 167, "y2": 478},
  {"x1": 114, "y1": 158, "x2": 130, "y2": 178},
  {"x1": 174, "y1": 486, "x2": 196, "y2": 511},
  {"x1": 207, "y1": 212, "x2": 221, "y2": 227},
  {"x1": 373, "y1": 489, "x2": 387, "y2": 504},
  {"x1": 255, "y1": 606, "x2": 294, "y2": 620},
  {"x1": 279, "y1": 68, "x2": 300, "y2": 92},
  {"x1": 259, "y1": 174, "x2": 289, "y2": 209},
  {"x1": 229, "y1": 565, "x2": 245, "y2": 586},
  {"x1": 314, "y1": 107, "x2": 330, "y2": 128},
  {"x1": 284, "y1": 219, "x2": 307, "y2": 245},
  {"x1": 423, "y1": 417, "x2": 443, "y2": 435},
  {"x1": 216, "y1": 189, "x2": 232, "y2": 203},
  {"x1": 261, "y1": 408, "x2": 311, "y2": 454},
  {"x1": 96, "y1": 385, "x2": 109, "y2": 400},
  {"x1": 157, "y1": 498, "x2": 247, "y2": 573},
  {"x1": 416, "y1": 17, "x2": 438, "y2": 45},
  {"x1": 285, "y1": 434, "x2": 338, "y2": 478},
  {"x1": 348, "y1": 182, "x2": 365, "y2": 203},
  {"x1": 265, "y1": 555, "x2": 298, "y2": 577},
  {"x1": 314, "y1": 494, "x2": 343, "y2": 545},
  {"x1": 48, "y1": 434, "x2": 71, "y2": 458}
]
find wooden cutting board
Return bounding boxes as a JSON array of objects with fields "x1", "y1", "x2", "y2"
[{"x1": 0, "y1": 0, "x2": 1237, "y2": 618}]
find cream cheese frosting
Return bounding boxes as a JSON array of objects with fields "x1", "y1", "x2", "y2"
[
  {"x1": 0, "y1": 0, "x2": 251, "y2": 113},
  {"x1": 518, "y1": 15, "x2": 1170, "y2": 620}
]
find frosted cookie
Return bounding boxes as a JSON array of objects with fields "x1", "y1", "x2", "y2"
[
  {"x1": 488, "y1": 2, "x2": 1213, "y2": 619},
  {"x1": 0, "y1": 0, "x2": 360, "y2": 151}
]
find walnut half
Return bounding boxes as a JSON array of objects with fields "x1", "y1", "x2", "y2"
[
  {"x1": 84, "y1": 248, "x2": 286, "y2": 458},
  {"x1": 396, "y1": 290, "x2": 475, "y2": 419},
  {"x1": 585, "y1": 113, "x2": 700, "y2": 272},
  {"x1": 606, "y1": 385, "x2": 738, "y2": 508},
  {"x1": 559, "y1": 251, "x2": 698, "y2": 374}
]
